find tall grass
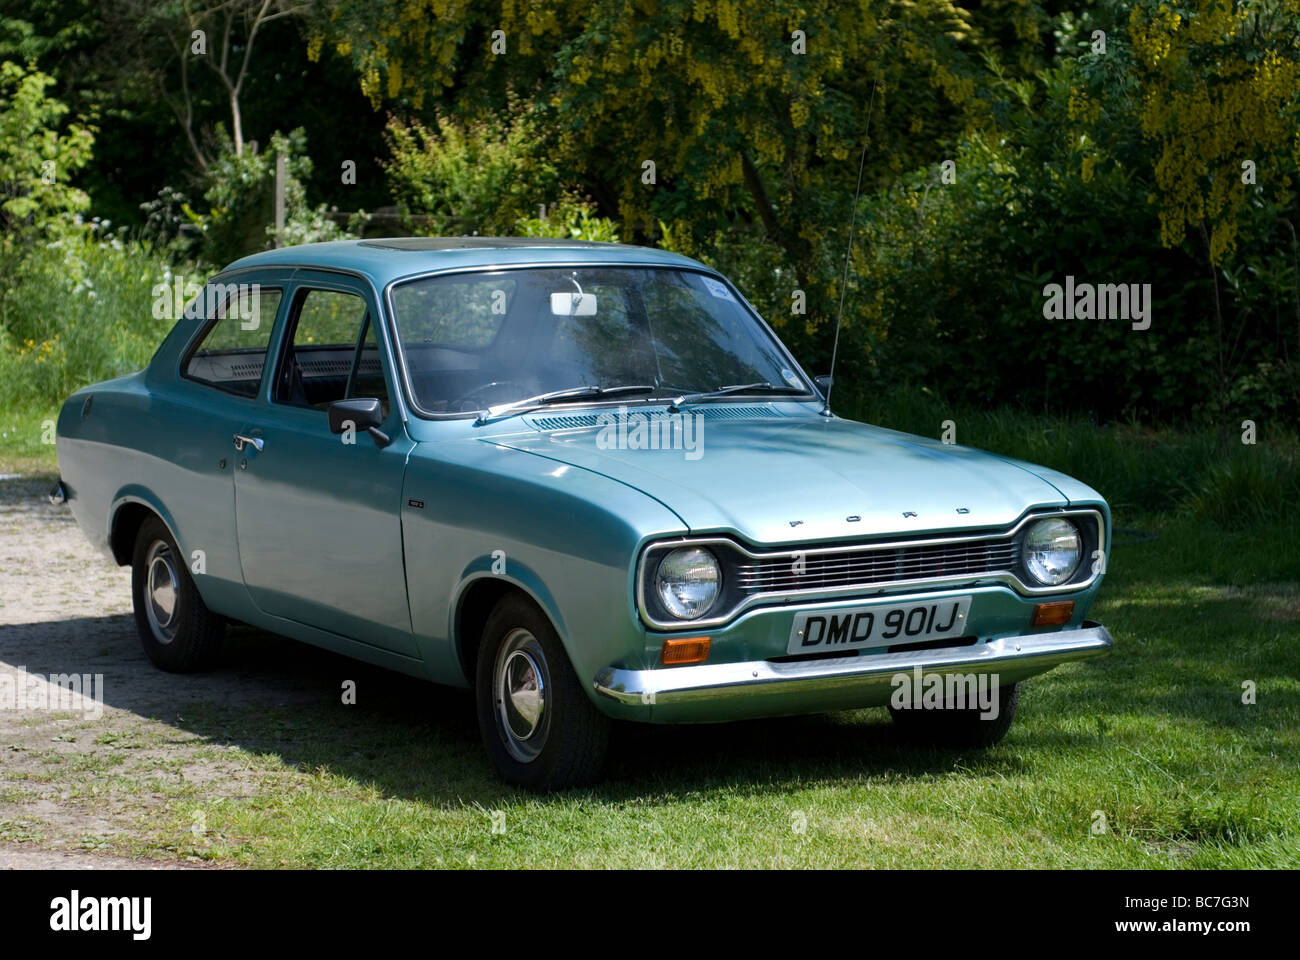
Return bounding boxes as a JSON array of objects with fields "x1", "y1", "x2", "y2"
[
  {"x1": 0, "y1": 228, "x2": 183, "y2": 410},
  {"x1": 841, "y1": 383, "x2": 1300, "y2": 533}
]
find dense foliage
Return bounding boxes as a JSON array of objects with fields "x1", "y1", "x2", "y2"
[{"x1": 1, "y1": 0, "x2": 1297, "y2": 430}]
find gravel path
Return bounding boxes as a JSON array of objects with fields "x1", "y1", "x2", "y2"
[
  {"x1": 0, "y1": 475, "x2": 336, "y2": 869},
  {"x1": 0, "y1": 845, "x2": 197, "y2": 870},
  {"x1": 0, "y1": 476, "x2": 132, "y2": 626}
]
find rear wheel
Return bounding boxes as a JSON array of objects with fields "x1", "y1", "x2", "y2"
[
  {"x1": 131, "y1": 516, "x2": 224, "y2": 672},
  {"x1": 475, "y1": 594, "x2": 610, "y2": 790},
  {"x1": 888, "y1": 680, "x2": 1020, "y2": 749}
]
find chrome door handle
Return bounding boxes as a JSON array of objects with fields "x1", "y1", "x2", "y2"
[{"x1": 232, "y1": 434, "x2": 264, "y2": 453}]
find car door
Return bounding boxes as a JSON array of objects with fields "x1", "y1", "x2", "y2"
[{"x1": 232, "y1": 270, "x2": 418, "y2": 658}]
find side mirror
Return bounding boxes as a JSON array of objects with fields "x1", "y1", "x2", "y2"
[
  {"x1": 814, "y1": 374, "x2": 833, "y2": 398},
  {"x1": 328, "y1": 398, "x2": 390, "y2": 447}
]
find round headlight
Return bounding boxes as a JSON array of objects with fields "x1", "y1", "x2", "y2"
[
  {"x1": 655, "y1": 547, "x2": 721, "y2": 620},
  {"x1": 1022, "y1": 518, "x2": 1082, "y2": 585}
]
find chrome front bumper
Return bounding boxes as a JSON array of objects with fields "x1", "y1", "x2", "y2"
[{"x1": 593, "y1": 623, "x2": 1113, "y2": 722}]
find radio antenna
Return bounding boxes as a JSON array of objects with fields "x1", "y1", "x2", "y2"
[{"x1": 821, "y1": 66, "x2": 880, "y2": 417}]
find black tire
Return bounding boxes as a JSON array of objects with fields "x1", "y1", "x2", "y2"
[
  {"x1": 888, "y1": 679, "x2": 1020, "y2": 749},
  {"x1": 131, "y1": 516, "x2": 224, "y2": 672},
  {"x1": 475, "y1": 594, "x2": 610, "y2": 791}
]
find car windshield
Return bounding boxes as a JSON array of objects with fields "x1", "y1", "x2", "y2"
[{"x1": 388, "y1": 266, "x2": 812, "y2": 414}]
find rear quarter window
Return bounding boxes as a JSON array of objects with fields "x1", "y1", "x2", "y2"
[{"x1": 182, "y1": 285, "x2": 283, "y2": 397}]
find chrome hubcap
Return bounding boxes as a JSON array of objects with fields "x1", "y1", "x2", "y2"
[
  {"x1": 144, "y1": 540, "x2": 180, "y2": 644},
  {"x1": 504, "y1": 651, "x2": 544, "y2": 735},
  {"x1": 494, "y1": 628, "x2": 549, "y2": 763}
]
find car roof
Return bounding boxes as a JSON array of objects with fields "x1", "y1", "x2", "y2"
[{"x1": 221, "y1": 237, "x2": 710, "y2": 288}]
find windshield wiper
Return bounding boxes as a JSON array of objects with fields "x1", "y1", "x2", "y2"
[
  {"x1": 476, "y1": 384, "x2": 657, "y2": 424},
  {"x1": 666, "y1": 381, "x2": 807, "y2": 412}
]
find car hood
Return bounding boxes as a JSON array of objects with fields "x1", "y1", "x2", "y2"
[{"x1": 481, "y1": 411, "x2": 1070, "y2": 544}]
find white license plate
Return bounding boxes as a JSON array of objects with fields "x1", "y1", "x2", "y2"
[{"x1": 787, "y1": 596, "x2": 973, "y2": 655}]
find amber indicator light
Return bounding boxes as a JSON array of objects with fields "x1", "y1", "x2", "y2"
[
  {"x1": 661, "y1": 636, "x2": 711, "y2": 665},
  {"x1": 1032, "y1": 601, "x2": 1075, "y2": 626}
]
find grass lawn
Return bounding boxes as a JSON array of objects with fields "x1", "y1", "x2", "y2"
[
  {"x1": 2, "y1": 397, "x2": 1296, "y2": 868},
  {"x1": 0, "y1": 404, "x2": 60, "y2": 477},
  {"x1": 77, "y1": 513, "x2": 1296, "y2": 869}
]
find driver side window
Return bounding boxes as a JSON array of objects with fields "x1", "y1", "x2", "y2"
[{"x1": 274, "y1": 288, "x2": 389, "y2": 417}]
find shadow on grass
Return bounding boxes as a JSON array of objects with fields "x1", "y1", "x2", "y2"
[
  {"x1": 2, "y1": 614, "x2": 1042, "y2": 805},
  {"x1": 3, "y1": 575, "x2": 1294, "y2": 807}
]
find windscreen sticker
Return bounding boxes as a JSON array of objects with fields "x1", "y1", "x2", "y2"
[{"x1": 700, "y1": 276, "x2": 737, "y2": 301}]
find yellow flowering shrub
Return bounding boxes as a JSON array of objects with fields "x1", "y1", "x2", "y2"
[{"x1": 1128, "y1": 0, "x2": 1300, "y2": 263}]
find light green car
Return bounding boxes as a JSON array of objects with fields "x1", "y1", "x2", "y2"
[{"x1": 55, "y1": 237, "x2": 1113, "y2": 790}]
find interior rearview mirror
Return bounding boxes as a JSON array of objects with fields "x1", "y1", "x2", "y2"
[
  {"x1": 327, "y1": 398, "x2": 390, "y2": 447},
  {"x1": 550, "y1": 292, "x2": 598, "y2": 316}
]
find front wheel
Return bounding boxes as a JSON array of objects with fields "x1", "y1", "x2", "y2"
[
  {"x1": 131, "y1": 516, "x2": 224, "y2": 672},
  {"x1": 475, "y1": 595, "x2": 610, "y2": 790},
  {"x1": 888, "y1": 679, "x2": 1020, "y2": 749}
]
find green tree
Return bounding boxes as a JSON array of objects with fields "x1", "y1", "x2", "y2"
[
  {"x1": 1121, "y1": 0, "x2": 1300, "y2": 264},
  {"x1": 0, "y1": 60, "x2": 94, "y2": 239},
  {"x1": 198, "y1": 126, "x2": 349, "y2": 266},
  {"x1": 311, "y1": 0, "x2": 1042, "y2": 354},
  {"x1": 381, "y1": 101, "x2": 562, "y2": 234},
  {"x1": 1075, "y1": 0, "x2": 1300, "y2": 425}
]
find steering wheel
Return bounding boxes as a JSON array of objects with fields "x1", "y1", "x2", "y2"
[{"x1": 448, "y1": 379, "x2": 532, "y2": 413}]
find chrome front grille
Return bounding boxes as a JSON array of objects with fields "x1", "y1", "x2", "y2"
[
  {"x1": 636, "y1": 509, "x2": 1104, "y2": 630},
  {"x1": 734, "y1": 537, "x2": 1019, "y2": 595}
]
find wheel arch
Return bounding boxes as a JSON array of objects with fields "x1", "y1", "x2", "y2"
[
  {"x1": 108, "y1": 490, "x2": 182, "y2": 567},
  {"x1": 453, "y1": 573, "x2": 564, "y2": 687}
]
